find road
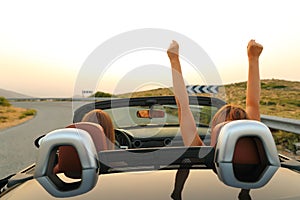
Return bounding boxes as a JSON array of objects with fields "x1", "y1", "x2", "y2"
[{"x1": 0, "y1": 101, "x2": 82, "y2": 178}]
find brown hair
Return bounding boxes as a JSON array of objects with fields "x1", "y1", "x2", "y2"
[
  {"x1": 82, "y1": 109, "x2": 115, "y2": 150},
  {"x1": 211, "y1": 104, "x2": 249, "y2": 130}
]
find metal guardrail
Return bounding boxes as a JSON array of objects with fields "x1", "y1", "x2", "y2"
[
  {"x1": 6, "y1": 97, "x2": 113, "y2": 102},
  {"x1": 261, "y1": 115, "x2": 300, "y2": 135}
]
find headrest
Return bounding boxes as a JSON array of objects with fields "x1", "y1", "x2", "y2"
[
  {"x1": 214, "y1": 120, "x2": 280, "y2": 189},
  {"x1": 54, "y1": 122, "x2": 107, "y2": 178},
  {"x1": 66, "y1": 122, "x2": 108, "y2": 151},
  {"x1": 34, "y1": 128, "x2": 99, "y2": 197}
]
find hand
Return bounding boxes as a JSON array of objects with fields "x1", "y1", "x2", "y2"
[
  {"x1": 247, "y1": 39, "x2": 263, "y2": 59},
  {"x1": 167, "y1": 40, "x2": 179, "y2": 59}
]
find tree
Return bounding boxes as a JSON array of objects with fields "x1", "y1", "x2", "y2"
[{"x1": 91, "y1": 91, "x2": 114, "y2": 98}]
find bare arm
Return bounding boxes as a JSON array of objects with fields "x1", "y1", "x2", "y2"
[
  {"x1": 167, "y1": 40, "x2": 204, "y2": 146},
  {"x1": 246, "y1": 40, "x2": 263, "y2": 121}
]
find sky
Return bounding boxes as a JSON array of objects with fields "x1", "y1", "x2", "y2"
[{"x1": 0, "y1": 0, "x2": 299, "y2": 97}]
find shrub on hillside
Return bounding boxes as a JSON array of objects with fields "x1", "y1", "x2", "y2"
[
  {"x1": 91, "y1": 91, "x2": 114, "y2": 98},
  {"x1": 273, "y1": 130, "x2": 300, "y2": 153},
  {"x1": 0, "y1": 96, "x2": 11, "y2": 107}
]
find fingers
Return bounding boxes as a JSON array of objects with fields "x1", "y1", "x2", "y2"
[
  {"x1": 167, "y1": 40, "x2": 179, "y2": 58},
  {"x1": 169, "y1": 40, "x2": 179, "y2": 51},
  {"x1": 248, "y1": 39, "x2": 263, "y2": 49},
  {"x1": 170, "y1": 40, "x2": 178, "y2": 47},
  {"x1": 247, "y1": 39, "x2": 263, "y2": 58}
]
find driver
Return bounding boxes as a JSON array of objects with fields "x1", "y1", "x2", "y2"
[{"x1": 82, "y1": 109, "x2": 115, "y2": 150}]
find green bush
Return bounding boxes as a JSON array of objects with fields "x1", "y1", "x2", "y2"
[
  {"x1": 280, "y1": 99, "x2": 300, "y2": 107},
  {"x1": 0, "y1": 96, "x2": 11, "y2": 107},
  {"x1": 232, "y1": 82, "x2": 247, "y2": 88},
  {"x1": 272, "y1": 130, "x2": 300, "y2": 153},
  {"x1": 260, "y1": 100, "x2": 277, "y2": 106},
  {"x1": 91, "y1": 91, "x2": 114, "y2": 98},
  {"x1": 19, "y1": 109, "x2": 37, "y2": 119},
  {"x1": 261, "y1": 82, "x2": 287, "y2": 90}
]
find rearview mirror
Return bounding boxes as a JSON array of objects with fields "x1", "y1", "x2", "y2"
[{"x1": 136, "y1": 109, "x2": 165, "y2": 118}]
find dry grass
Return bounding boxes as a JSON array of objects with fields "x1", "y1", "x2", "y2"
[
  {"x1": 0, "y1": 106, "x2": 35, "y2": 130},
  {"x1": 224, "y1": 79, "x2": 300, "y2": 119}
]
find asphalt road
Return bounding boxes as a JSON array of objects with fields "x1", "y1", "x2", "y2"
[{"x1": 0, "y1": 101, "x2": 80, "y2": 178}]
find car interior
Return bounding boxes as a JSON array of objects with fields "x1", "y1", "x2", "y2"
[{"x1": 31, "y1": 119, "x2": 281, "y2": 197}]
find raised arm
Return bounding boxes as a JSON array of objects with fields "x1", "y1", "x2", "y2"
[
  {"x1": 246, "y1": 40, "x2": 263, "y2": 121},
  {"x1": 167, "y1": 40, "x2": 204, "y2": 146}
]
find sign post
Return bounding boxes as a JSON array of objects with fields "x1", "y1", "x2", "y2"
[{"x1": 82, "y1": 90, "x2": 93, "y2": 97}]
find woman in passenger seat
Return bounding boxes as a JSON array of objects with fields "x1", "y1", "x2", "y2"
[
  {"x1": 169, "y1": 39, "x2": 263, "y2": 200},
  {"x1": 167, "y1": 39, "x2": 263, "y2": 148},
  {"x1": 82, "y1": 109, "x2": 115, "y2": 150}
]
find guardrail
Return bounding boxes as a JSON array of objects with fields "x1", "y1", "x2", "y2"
[
  {"x1": 165, "y1": 106, "x2": 300, "y2": 135},
  {"x1": 261, "y1": 115, "x2": 300, "y2": 135},
  {"x1": 7, "y1": 97, "x2": 113, "y2": 101}
]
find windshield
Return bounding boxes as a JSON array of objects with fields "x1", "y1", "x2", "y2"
[{"x1": 105, "y1": 104, "x2": 218, "y2": 129}]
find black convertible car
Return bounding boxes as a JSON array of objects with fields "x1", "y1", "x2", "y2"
[{"x1": 1, "y1": 96, "x2": 300, "y2": 199}]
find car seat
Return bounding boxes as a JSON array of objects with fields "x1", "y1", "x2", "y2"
[
  {"x1": 53, "y1": 122, "x2": 108, "y2": 178},
  {"x1": 214, "y1": 120, "x2": 280, "y2": 189}
]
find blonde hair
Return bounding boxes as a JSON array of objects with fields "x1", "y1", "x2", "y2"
[{"x1": 82, "y1": 109, "x2": 115, "y2": 150}]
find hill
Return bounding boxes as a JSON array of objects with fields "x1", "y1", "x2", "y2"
[
  {"x1": 116, "y1": 79, "x2": 299, "y2": 120},
  {"x1": 0, "y1": 88, "x2": 33, "y2": 98},
  {"x1": 224, "y1": 79, "x2": 299, "y2": 119}
]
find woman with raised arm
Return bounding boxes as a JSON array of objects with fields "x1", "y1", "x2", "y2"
[
  {"x1": 169, "y1": 40, "x2": 263, "y2": 200},
  {"x1": 167, "y1": 41, "x2": 204, "y2": 146},
  {"x1": 167, "y1": 39, "x2": 263, "y2": 147}
]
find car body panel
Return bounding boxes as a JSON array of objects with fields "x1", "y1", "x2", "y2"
[{"x1": 2, "y1": 168, "x2": 300, "y2": 200}]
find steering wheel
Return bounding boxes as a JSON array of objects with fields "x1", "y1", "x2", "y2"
[{"x1": 115, "y1": 129, "x2": 132, "y2": 149}]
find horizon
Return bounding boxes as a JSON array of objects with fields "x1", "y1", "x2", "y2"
[
  {"x1": 1, "y1": 78, "x2": 298, "y2": 98},
  {"x1": 1, "y1": 1, "x2": 299, "y2": 97}
]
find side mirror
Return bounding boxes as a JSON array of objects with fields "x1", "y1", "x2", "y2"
[
  {"x1": 136, "y1": 109, "x2": 165, "y2": 118},
  {"x1": 34, "y1": 128, "x2": 99, "y2": 197}
]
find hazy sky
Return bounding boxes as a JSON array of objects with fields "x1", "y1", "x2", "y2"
[{"x1": 0, "y1": 0, "x2": 299, "y2": 97}]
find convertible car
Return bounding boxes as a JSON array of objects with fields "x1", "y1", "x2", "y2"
[{"x1": 1, "y1": 96, "x2": 300, "y2": 199}]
